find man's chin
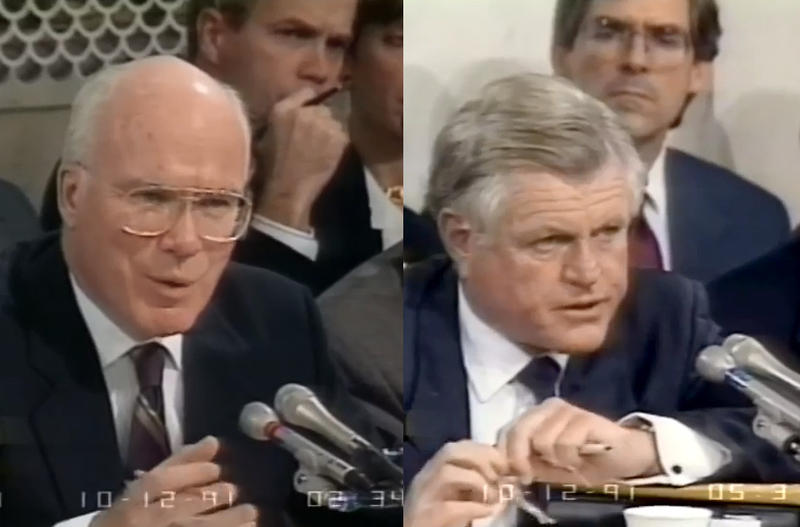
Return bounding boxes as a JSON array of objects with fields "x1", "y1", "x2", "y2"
[{"x1": 136, "y1": 308, "x2": 200, "y2": 338}]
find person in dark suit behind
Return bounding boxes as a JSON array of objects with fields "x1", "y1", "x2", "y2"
[
  {"x1": 0, "y1": 56, "x2": 389, "y2": 527},
  {"x1": 189, "y1": 0, "x2": 403, "y2": 294},
  {"x1": 402, "y1": 73, "x2": 800, "y2": 527},
  {"x1": 551, "y1": 0, "x2": 789, "y2": 282},
  {"x1": 318, "y1": 242, "x2": 403, "y2": 445},
  {"x1": 707, "y1": 238, "x2": 800, "y2": 361},
  {"x1": 0, "y1": 178, "x2": 40, "y2": 252}
]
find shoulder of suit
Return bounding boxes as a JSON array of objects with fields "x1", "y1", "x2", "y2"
[
  {"x1": 220, "y1": 261, "x2": 311, "y2": 301},
  {"x1": 319, "y1": 244, "x2": 402, "y2": 302},
  {"x1": 709, "y1": 238, "x2": 800, "y2": 297},
  {"x1": 667, "y1": 149, "x2": 785, "y2": 210},
  {"x1": 628, "y1": 269, "x2": 701, "y2": 315},
  {"x1": 403, "y1": 256, "x2": 452, "y2": 306}
]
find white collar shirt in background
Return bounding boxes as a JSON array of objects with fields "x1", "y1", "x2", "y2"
[
  {"x1": 642, "y1": 146, "x2": 672, "y2": 270},
  {"x1": 250, "y1": 165, "x2": 402, "y2": 261}
]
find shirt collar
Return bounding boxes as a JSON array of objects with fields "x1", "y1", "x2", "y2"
[
  {"x1": 458, "y1": 283, "x2": 567, "y2": 403},
  {"x1": 70, "y1": 274, "x2": 183, "y2": 371},
  {"x1": 364, "y1": 165, "x2": 401, "y2": 230},
  {"x1": 645, "y1": 145, "x2": 667, "y2": 213}
]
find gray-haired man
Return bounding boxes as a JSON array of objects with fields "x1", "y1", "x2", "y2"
[{"x1": 402, "y1": 73, "x2": 800, "y2": 527}]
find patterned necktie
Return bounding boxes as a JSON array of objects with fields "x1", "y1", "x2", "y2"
[
  {"x1": 629, "y1": 214, "x2": 663, "y2": 270},
  {"x1": 127, "y1": 342, "x2": 170, "y2": 473},
  {"x1": 515, "y1": 356, "x2": 561, "y2": 403}
]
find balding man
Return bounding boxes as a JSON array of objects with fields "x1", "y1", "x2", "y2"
[{"x1": 0, "y1": 56, "x2": 372, "y2": 527}]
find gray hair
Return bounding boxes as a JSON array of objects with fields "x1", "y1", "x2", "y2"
[
  {"x1": 425, "y1": 73, "x2": 644, "y2": 235},
  {"x1": 61, "y1": 55, "x2": 251, "y2": 168}
]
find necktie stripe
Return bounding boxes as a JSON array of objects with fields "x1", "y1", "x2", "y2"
[{"x1": 127, "y1": 343, "x2": 171, "y2": 474}]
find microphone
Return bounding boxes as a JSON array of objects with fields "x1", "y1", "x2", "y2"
[
  {"x1": 239, "y1": 401, "x2": 373, "y2": 491},
  {"x1": 696, "y1": 344, "x2": 800, "y2": 454},
  {"x1": 275, "y1": 384, "x2": 402, "y2": 484},
  {"x1": 723, "y1": 334, "x2": 800, "y2": 392}
]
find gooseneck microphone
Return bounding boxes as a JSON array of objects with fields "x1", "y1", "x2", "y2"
[
  {"x1": 238, "y1": 401, "x2": 372, "y2": 491},
  {"x1": 723, "y1": 334, "x2": 800, "y2": 393},
  {"x1": 696, "y1": 343, "x2": 800, "y2": 455},
  {"x1": 274, "y1": 384, "x2": 403, "y2": 484}
]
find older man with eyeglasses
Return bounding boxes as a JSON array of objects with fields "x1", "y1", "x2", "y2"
[{"x1": 0, "y1": 56, "x2": 379, "y2": 527}]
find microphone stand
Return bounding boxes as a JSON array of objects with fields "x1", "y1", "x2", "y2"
[{"x1": 292, "y1": 447, "x2": 404, "y2": 512}]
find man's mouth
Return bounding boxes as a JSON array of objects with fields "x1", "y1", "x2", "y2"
[
  {"x1": 559, "y1": 298, "x2": 608, "y2": 311},
  {"x1": 149, "y1": 276, "x2": 193, "y2": 289}
]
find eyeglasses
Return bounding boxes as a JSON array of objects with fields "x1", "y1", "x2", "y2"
[
  {"x1": 579, "y1": 16, "x2": 692, "y2": 68},
  {"x1": 117, "y1": 185, "x2": 252, "y2": 242}
]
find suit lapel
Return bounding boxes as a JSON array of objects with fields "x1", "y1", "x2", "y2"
[
  {"x1": 13, "y1": 236, "x2": 125, "y2": 515},
  {"x1": 405, "y1": 266, "x2": 470, "y2": 456},
  {"x1": 665, "y1": 149, "x2": 730, "y2": 276},
  {"x1": 182, "y1": 299, "x2": 253, "y2": 444}
]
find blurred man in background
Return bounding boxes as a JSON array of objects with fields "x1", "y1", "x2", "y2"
[
  {"x1": 403, "y1": 73, "x2": 799, "y2": 527},
  {"x1": 551, "y1": 0, "x2": 789, "y2": 282},
  {"x1": 191, "y1": 0, "x2": 403, "y2": 294}
]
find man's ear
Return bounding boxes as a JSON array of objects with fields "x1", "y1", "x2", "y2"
[
  {"x1": 438, "y1": 209, "x2": 477, "y2": 277},
  {"x1": 58, "y1": 165, "x2": 86, "y2": 228},
  {"x1": 688, "y1": 60, "x2": 712, "y2": 96},
  {"x1": 195, "y1": 8, "x2": 231, "y2": 67}
]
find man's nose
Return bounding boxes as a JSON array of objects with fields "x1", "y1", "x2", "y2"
[
  {"x1": 563, "y1": 240, "x2": 601, "y2": 287},
  {"x1": 620, "y1": 32, "x2": 649, "y2": 73},
  {"x1": 159, "y1": 206, "x2": 203, "y2": 257},
  {"x1": 299, "y1": 42, "x2": 336, "y2": 85}
]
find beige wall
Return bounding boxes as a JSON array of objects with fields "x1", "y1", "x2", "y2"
[
  {"x1": 405, "y1": 0, "x2": 800, "y2": 225},
  {"x1": 0, "y1": 106, "x2": 70, "y2": 211}
]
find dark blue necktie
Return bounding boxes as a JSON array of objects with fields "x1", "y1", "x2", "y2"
[
  {"x1": 515, "y1": 355, "x2": 561, "y2": 403},
  {"x1": 514, "y1": 356, "x2": 562, "y2": 526}
]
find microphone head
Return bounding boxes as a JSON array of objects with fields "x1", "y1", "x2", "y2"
[
  {"x1": 726, "y1": 334, "x2": 775, "y2": 369},
  {"x1": 696, "y1": 344, "x2": 736, "y2": 383},
  {"x1": 239, "y1": 401, "x2": 279, "y2": 441},
  {"x1": 275, "y1": 383, "x2": 318, "y2": 422}
]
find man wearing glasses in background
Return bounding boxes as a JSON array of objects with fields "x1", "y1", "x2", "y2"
[
  {"x1": 551, "y1": 0, "x2": 789, "y2": 282},
  {"x1": 0, "y1": 56, "x2": 376, "y2": 527}
]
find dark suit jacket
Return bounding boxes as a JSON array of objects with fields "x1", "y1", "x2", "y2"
[
  {"x1": 233, "y1": 147, "x2": 383, "y2": 295},
  {"x1": 0, "y1": 179, "x2": 39, "y2": 253},
  {"x1": 318, "y1": 243, "x2": 403, "y2": 445},
  {"x1": 0, "y1": 234, "x2": 395, "y2": 527},
  {"x1": 707, "y1": 238, "x2": 800, "y2": 361},
  {"x1": 403, "y1": 257, "x2": 800, "y2": 486},
  {"x1": 665, "y1": 149, "x2": 789, "y2": 283}
]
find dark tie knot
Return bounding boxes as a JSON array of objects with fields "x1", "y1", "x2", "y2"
[
  {"x1": 130, "y1": 342, "x2": 167, "y2": 389},
  {"x1": 515, "y1": 356, "x2": 561, "y2": 403}
]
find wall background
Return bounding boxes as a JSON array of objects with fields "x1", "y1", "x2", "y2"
[{"x1": 404, "y1": 0, "x2": 800, "y2": 225}]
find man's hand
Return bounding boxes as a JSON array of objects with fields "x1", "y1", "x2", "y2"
[
  {"x1": 90, "y1": 436, "x2": 258, "y2": 527},
  {"x1": 255, "y1": 87, "x2": 348, "y2": 231},
  {"x1": 499, "y1": 398, "x2": 661, "y2": 486},
  {"x1": 404, "y1": 440, "x2": 509, "y2": 527}
]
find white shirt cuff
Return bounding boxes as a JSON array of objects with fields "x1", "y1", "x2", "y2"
[
  {"x1": 53, "y1": 511, "x2": 99, "y2": 527},
  {"x1": 618, "y1": 412, "x2": 732, "y2": 486},
  {"x1": 250, "y1": 214, "x2": 319, "y2": 261}
]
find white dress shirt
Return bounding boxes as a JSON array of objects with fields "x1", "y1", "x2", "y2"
[
  {"x1": 55, "y1": 276, "x2": 185, "y2": 527},
  {"x1": 249, "y1": 166, "x2": 402, "y2": 261},
  {"x1": 642, "y1": 147, "x2": 672, "y2": 270},
  {"x1": 458, "y1": 285, "x2": 730, "y2": 527}
]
